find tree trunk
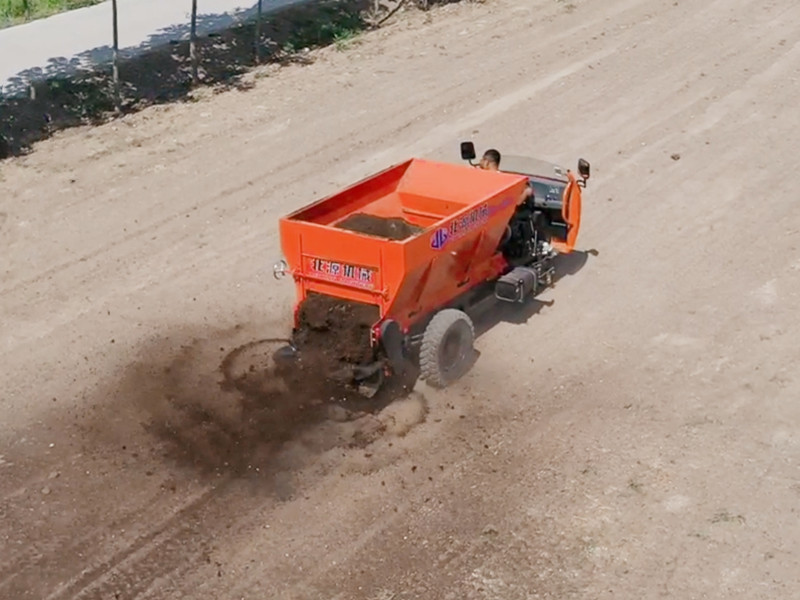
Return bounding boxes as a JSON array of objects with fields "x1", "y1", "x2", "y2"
[
  {"x1": 190, "y1": 0, "x2": 199, "y2": 86},
  {"x1": 254, "y1": 0, "x2": 263, "y2": 64},
  {"x1": 112, "y1": 0, "x2": 121, "y2": 113}
]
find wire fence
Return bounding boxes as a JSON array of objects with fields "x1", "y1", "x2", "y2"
[{"x1": 0, "y1": 0, "x2": 461, "y2": 158}]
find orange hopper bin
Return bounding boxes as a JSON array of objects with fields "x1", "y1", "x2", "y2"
[{"x1": 278, "y1": 158, "x2": 530, "y2": 332}]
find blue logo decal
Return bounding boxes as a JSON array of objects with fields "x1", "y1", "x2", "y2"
[
  {"x1": 430, "y1": 201, "x2": 501, "y2": 250},
  {"x1": 430, "y1": 227, "x2": 449, "y2": 249}
]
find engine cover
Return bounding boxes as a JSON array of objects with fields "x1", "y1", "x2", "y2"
[{"x1": 495, "y1": 267, "x2": 538, "y2": 303}]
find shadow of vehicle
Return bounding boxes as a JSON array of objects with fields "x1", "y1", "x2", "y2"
[
  {"x1": 470, "y1": 246, "x2": 598, "y2": 338},
  {"x1": 551, "y1": 247, "x2": 598, "y2": 285},
  {"x1": 380, "y1": 246, "x2": 599, "y2": 392}
]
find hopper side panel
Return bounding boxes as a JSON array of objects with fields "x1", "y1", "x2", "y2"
[
  {"x1": 382, "y1": 180, "x2": 527, "y2": 329},
  {"x1": 399, "y1": 159, "x2": 529, "y2": 209}
]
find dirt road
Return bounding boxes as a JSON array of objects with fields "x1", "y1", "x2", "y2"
[{"x1": 2, "y1": 0, "x2": 800, "y2": 598}]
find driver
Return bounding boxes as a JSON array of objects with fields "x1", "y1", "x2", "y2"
[
  {"x1": 479, "y1": 148, "x2": 501, "y2": 171},
  {"x1": 479, "y1": 148, "x2": 533, "y2": 204}
]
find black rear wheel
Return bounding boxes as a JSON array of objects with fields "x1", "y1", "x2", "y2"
[{"x1": 419, "y1": 309, "x2": 475, "y2": 388}]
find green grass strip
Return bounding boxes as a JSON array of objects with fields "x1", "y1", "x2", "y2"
[{"x1": 1, "y1": 0, "x2": 104, "y2": 28}]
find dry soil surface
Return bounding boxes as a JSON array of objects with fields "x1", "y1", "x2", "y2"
[{"x1": 2, "y1": 0, "x2": 800, "y2": 598}]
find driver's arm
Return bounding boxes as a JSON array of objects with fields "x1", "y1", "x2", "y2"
[{"x1": 518, "y1": 184, "x2": 533, "y2": 205}]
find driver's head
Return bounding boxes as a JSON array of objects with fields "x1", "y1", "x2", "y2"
[{"x1": 479, "y1": 149, "x2": 501, "y2": 171}]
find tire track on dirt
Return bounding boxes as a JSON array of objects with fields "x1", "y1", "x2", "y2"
[
  {"x1": 0, "y1": 435, "x2": 206, "y2": 592},
  {"x1": 335, "y1": 0, "x2": 653, "y2": 184},
  {"x1": 229, "y1": 395, "x2": 583, "y2": 599},
  {"x1": 577, "y1": 8, "x2": 800, "y2": 255},
  {"x1": 514, "y1": 0, "x2": 799, "y2": 272},
  {"x1": 39, "y1": 485, "x2": 221, "y2": 600},
  {"x1": 5, "y1": 453, "x2": 222, "y2": 595},
  {"x1": 1, "y1": 483, "x2": 213, "y2": 598}
]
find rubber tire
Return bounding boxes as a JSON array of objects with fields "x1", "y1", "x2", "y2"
[{"x1": 419, "y1": 309, "x2": 475, "y2": 389}]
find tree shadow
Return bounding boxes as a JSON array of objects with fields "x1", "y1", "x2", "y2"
[{"x1": 0, "y1": 0, "x2": 375, "y2": 158}]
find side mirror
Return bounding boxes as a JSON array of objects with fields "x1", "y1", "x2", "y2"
[
  {"x1": 578, "y1": 158, "x2": 590, "y2": 180},
  {"x1": 460, "y1": 141, "x2": 477, "y2": 162}
]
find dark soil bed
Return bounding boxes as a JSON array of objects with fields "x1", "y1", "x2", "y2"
[{"x1": 335, "y1": 213, "x2": 423, "y2": 241}]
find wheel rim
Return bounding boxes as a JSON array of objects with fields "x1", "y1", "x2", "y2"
[{"x1": 438, "y1": 322, "x2": 470, "y2": 377}]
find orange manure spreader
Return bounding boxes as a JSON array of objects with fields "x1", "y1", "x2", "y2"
[{"x1": 272, "y1": 142, "x2": 590, "y2": 396}]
